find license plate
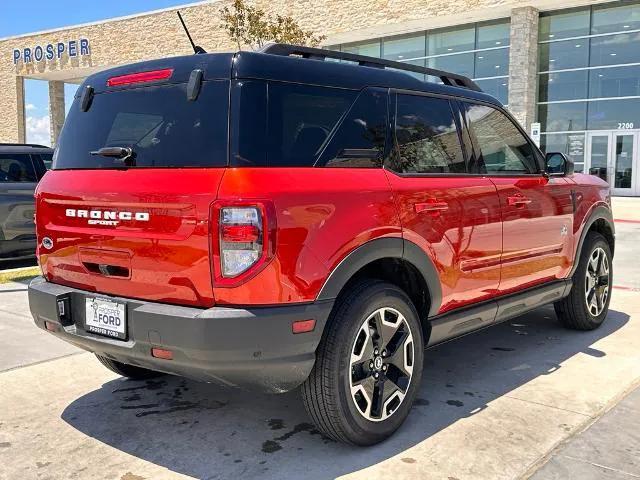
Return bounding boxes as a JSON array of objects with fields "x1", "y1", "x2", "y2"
[{"x1": 85, "y1": 297, "x2": 127, "y2": 340}]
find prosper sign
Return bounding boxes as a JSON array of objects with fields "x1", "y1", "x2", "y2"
[{"x1": 13, "y1": 39, "x2": 90, "y2": 64}]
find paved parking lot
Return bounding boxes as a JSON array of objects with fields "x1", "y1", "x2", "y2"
[{"x1": 1, "y1": 202, "x2": 639, "y2": 480}]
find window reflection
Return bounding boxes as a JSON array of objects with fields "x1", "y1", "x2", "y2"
[
  {"x1": 383, "y1": 33, "x2": 425, "y2": 62},
  {"x1": 592, "y1": 3, "x2": 640, "y2": 34},
  {"x1": 589, "y1": 65, "x2": 640, "y2": 98},
  {"x1": 538, "y1": 102, "x2": 587, "y2": 132},
  {"x1": 587, "y1": 99, "x2": 640, "y2": 130},
  {"x1": 475, "y1": 78, "x2": 509, "y2": 104},
  {"x1": 539, "y1": 39, "x2": 589, "y2": 72},
  {"x1": 538, "y1": 71, "x2": 588, "y2": 102},
  {"x1": 590, "y1": 32, "x2": 640, "y2": 67},
  {"x1": 539, "y1": 8, "x2": 590, "y2": 41},
  {"x1": 427, "y1": 26, "x2": 475, "y2": 55},
  {"x1": 474, "y1": 48, "x2": 509, "y2": 78},
  {"x1": 394, "y1": 95, "x2": 465, "y2": 174},
  {"x1": 428, "y1": 54, "x2": 474, "y2": 79},
  {"x1": 476, "y1": 21, "x2": 510, "y2": 49},
  {"x1": 342, "y1": 41, "x2": 381, "y2": 58}
]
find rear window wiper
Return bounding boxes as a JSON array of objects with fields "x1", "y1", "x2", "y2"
[{"x1": 90, "y1": 147, "x2": 136, "y2": 166}]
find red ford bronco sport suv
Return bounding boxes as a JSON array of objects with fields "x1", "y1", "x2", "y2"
[{"x1": 29, "y1": 45, "x2": 615, "y2": 445}]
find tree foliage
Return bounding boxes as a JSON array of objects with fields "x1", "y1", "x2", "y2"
[{"x1": 220, "y1": 0, "x2": 326, "y2": 50}]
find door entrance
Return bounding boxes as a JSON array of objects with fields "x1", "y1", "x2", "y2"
[{"x1": 586, "y1": 131, "x2": 639, "y2": 196}]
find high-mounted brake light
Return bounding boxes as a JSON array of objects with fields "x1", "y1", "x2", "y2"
[{"x1": 107, "y1": 68, "x2": 174, "y2": 87}]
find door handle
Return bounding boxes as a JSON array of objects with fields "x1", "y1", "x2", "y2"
[
  {"x1": 507, "y1": 196, "x2": 532, "y2": 207},
  {"x1": 415, "y1": 201, "x2": 449, "y2": 215}
]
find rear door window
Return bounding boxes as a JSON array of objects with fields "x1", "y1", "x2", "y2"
[
  {"x1": 391, "y1": 94, "x2": 466, "y2": 174},
  {"x1": 53, "y1": 80, "x2": 229, "y2": 169},
  {"x1": 232, "y1": 81, "x2": 356, "y2": 167},
  {"x1": 0, "y1": 154, "x2": 37, "y2": 182}
]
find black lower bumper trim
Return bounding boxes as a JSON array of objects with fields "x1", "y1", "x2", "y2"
[{"x1": 28, "y1": 277, "x2": 333, "y2": 393}]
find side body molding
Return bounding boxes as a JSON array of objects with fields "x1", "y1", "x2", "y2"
[
  {"x1": 569, "y1": 204, "x2": 615, "y2": 278},
  {"x1": 316, "y1": 237, "x2": 443, "y2": 318}
]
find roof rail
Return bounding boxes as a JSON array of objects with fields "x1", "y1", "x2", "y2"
[
  {"x1": 0, "y1": 143, "x2": 50, "y2": 148},
  {"x1": 259, "y1": 43, "x2": 482, "y2": 92}
]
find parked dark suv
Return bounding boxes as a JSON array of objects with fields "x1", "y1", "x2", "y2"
[
  {"x1": 28, "y1": 45, "x2": 614, "y2": 445},
  {"x1": 0, "y1": 143, "x2": 51, "y2": 260}
]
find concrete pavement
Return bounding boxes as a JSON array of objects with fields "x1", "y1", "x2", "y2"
[{"x1": 0, "y1": 280, "x2": 78, "y2": 372}]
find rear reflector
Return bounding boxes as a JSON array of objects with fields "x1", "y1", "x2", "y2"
[
  {"x1": 292, "y1": 319, "x2": 316, "y2": 334},
  {"x1": 107, "y1": 68, "x2": 174, "y2": 87},
  {"x1": 45, "y1": 321, "x2": 57, "y2": 332},
  {"x1": 151, "y1": 347, "x2": 173, "y2": 360}
]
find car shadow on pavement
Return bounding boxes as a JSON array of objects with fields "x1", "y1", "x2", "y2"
[{"x1": 61, "y1": 305, "x2": 629, "y2": 480}]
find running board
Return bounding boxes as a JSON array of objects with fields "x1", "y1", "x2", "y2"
[{"x1": 427, "y1": 279, "x2": 572, "y2": 347}]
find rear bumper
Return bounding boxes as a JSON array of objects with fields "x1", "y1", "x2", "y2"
[{"x1": 28, "y1": 277, "x2": 333, "y2": 393}]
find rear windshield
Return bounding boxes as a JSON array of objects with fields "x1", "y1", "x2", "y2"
[{"x1": 53, "y1": 80, "x2": 229, "y2": 169}]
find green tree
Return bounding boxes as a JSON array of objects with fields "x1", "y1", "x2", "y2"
[{"x1": 220, "y1": 0, "x2": 326, "y2": 50}]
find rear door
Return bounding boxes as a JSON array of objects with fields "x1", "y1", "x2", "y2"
[
  {"x1": 0, "y1": 152, "x2": 38, "y2": 255},
  {"x1": 384, "y1": 91, "x2": 502, "y2": 315},
  {"x1": 460, "y1": 101, "x2": 574, "y2": 294},
  {"x1": 36, "y1": 75, "x2": 230, "y2": 307}
]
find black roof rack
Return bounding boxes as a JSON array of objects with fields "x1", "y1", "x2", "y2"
[
  {"x1": 259, "y1": 43, "x2": 482, "y2": 92},
  {"x1": 0, "y1": 142, "x2": 50, "y2": 148}
]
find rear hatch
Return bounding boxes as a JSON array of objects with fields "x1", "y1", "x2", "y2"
[{"x1": 36, "y1": 55, "x2": 233, "y2": 307}]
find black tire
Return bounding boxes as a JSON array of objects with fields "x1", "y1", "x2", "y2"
[
  {"x1": 555, "y1": 232, "x2": 612, "y2": 331},
  {"x1": 95, "y1": 354, "x2": 163, "y2": 380},
  {"x1": 301, "y1": 280, "x2": 425, "y2": 445}
]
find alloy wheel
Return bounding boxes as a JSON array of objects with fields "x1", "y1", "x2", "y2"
[
  {"x1": 349, "y1": 307, "x2": 414, "y2": 422},
  {"x1": 585, "y1": 246, "x2": 610, "y2": 317}
]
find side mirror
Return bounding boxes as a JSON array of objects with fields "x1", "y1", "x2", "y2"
[{"x1": 545, "y1": 152, "x2": 574, "y2": 177}]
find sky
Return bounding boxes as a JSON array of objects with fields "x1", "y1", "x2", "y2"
[{"x1": 1, "y1": 0, "x2": 198, "y2": 145}]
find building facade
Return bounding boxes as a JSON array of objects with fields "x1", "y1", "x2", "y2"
[{"x1": 1, "y1": 0, "x2": 639, "y2": 194}]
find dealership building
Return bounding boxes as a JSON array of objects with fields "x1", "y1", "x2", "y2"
[{"x1": 1, "y1": 0, "x2": 639, "y2": 194}]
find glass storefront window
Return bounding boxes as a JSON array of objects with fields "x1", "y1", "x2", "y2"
[
  {"x1": 541, "y1": 133, "x2": 586, "y2": 167},
  {"x1": 539, "y1": 102, "x2": 587, "y2": 132},
  {"x1": 342, "y1": 41, "x2": 381, "y2": 57},
  {"x1": 382, "y1": 33, "x2": 425, "y2": 63},
  {"x1": 592, "y1": 2, "x2": 640, "y2": 34},
  {"x1": 589, "y1": 65, "x2": 640, "y2": 98},
  {"x1": 427, "y1": 26, "x2": 475, "y2": 55},
  {"x1": 428, "y1": 53, "x2": 474, "y2": 79},
  {"x1": 474, "y1": 48, "x2": 509, "y2": 78},
  {"x1": 589, "y1": 32, "x2": 640, "y2": 67},
  {"x1": 539, "y1": 39, "x2": 589, "y2": 71},
  {"x1": 475, "y1": 78, "x2": 509, "y2": 104},
  {"x1": 538, "y1": 71, "x2": 588, "y2": 102},
  {"x1": 539, "y1": 8, "x2": 590, "y2": 41},
  {"x1": 587, "y1": 98, "x2": 640, "y2": 130},
  {"x1": 476, "y1": 20, "x2": 510, "y2": 49}
]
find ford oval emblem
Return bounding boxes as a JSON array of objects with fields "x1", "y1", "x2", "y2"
[{"x1": 42, "y1": 237, "x2": 54, "y2": 250}]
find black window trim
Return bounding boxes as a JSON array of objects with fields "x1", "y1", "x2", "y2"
[{"x1": 383, "y1": 87, "x2": 546, "y2": 178}]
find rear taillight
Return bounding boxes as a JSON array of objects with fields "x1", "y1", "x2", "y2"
[
  {"x1": 211, "y1": 201, "x2": 276, "y2": 287},
  {"x1": 219, "y1": 207, "x2": 263, "y2": 277}
]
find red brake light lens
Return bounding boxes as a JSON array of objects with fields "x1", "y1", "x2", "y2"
[
  {"x1": 107, "y1": 68, "x2": 174, "y2": 87},
  {"x1": 221, "y1": 224, "x2": 260, "y2": 243}
]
